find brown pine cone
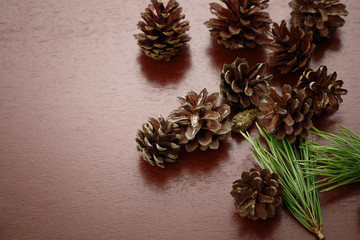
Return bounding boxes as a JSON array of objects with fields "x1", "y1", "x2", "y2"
[
  {"x1": 289, "y1": 0, "x2": 348, "y2": 41},
  {"x1": 297, "y1": 65, "x2": 347, "y2": 116},
  {"x1": 167, "y1": 88, "x2": 233, "y2": 152},
  {"x1": 204, "y1": 0, "x2": 272, "y2": 49},
  {"x1": 231, "y1": 168, "x2": 283, "y2": 220},
  {"x1": 220, "y1": 57, "x2": 272, "y2": 108},
  {"x1": 136, "y1": 116, "x2": 181, "y2": 168},
  {"x1": 257, "y1": 85, "x2": 314, "y2": 143},
  {"x1": 265, "y1": 20, "x2": 316, "y2": 74},
  {"x1": 291, "y1": 89, "x2": 314, "y2": 139},
  {"x1": 134, "y1": 0, "x2": 191, "y2": 61}
]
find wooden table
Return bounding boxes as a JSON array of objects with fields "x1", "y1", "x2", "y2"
[{"x1": 1, "y1": 0, "x2": 359, "y2": 239}]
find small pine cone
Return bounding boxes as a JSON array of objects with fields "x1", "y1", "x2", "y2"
[
  {"x1": 220, "y1": 57, "x2": 272, "y2": 109},
  {"x1": 231, "y1": 108, "x2": 258, "y2": 133},
  {"x1": 289, "y1": 0, "x2": 349, "y2": 41},
  {"x1": 204, "y1": 0, "x2": 272, "y2": 49},
  {"x1": 297, "y1": 65, "x2": 347, "y2": 116},
  {"x1": 257, "y1": 85, "x2": 314, "y2": 143},
  {"x1": 167, "y1": 88, "x2": 233, "y2": 152},
  {"x1": 136, "y1": 116, "x2": 181, "y2": 168},
  {"x1": 231, "y1": 168, "x2": 284, "y2": 220},
  {"x1": 134, "y1": 0, "x2": 191, "y2": 61},
  {"x1": 265, "y1": 20, "x2": 316, "y2": 74}
]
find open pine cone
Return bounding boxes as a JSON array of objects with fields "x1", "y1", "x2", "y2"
[
  {"x1": 220, "y1": 57, "x2": 272, "y2": 109},
  {"x1": 231, "y1": 168, "x2": 283, "y2": 220},
  {"x1": 257, "y1": 85, "x2": 314, "y2": 143},
  {"x1": 265, "y1": 20, "x2": 316, "y2": 74},
  {"x1": 134, "y1": 0, "x2": 191, "y2": 61},
  {"x1": 289, "y1": 0, "x2": 349, "y2": 41},
  {"x1": 297, "y1": 65, "x2": 347, "y2": 116},
  {"x1": 136, "y1": 116, "x2": 181, "y2": 168},
  {"x1": 204, "y1": 0, "x2": 272, "y2": 49},
  {"x1": 167, "y1": 88, "x2": 233, "y2": 152}
]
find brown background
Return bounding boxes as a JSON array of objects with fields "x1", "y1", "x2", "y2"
[{"x1": 0, "y1": 0, "x2": 359, "y2": 239}]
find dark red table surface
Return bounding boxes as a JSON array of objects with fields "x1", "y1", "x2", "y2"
[{"x1": 0, "y1": 1, "x2": 359, "y2": 239}]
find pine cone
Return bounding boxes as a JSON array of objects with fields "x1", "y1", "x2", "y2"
[
  {"x1": 220, "y1": 57, "x2": 272, "y2": 108},
  {"x1": 204, "y1": 0, "x2": 272, "y2": 49},
  {"x1": 297, "y1": 65, "x2": 347, "y2": 116},
  {"x1": 265, "y1": 20, "x2": 316, "y2": 74},
  {"x1": 134, "y1": 0, "x2": 191, "y2": 61},
  {"x1": 231, "y1": 168, "x2": 283, "y2": 220},
  {"x1": 257, "y1": 85, "x2": 314, "y2": 143},
  {"x1": 289, "y1": 0, "x2": 349, "y2": 41},
  {"x1": 167, "y1": 88, "x2": 233, "y2": 152},
  {"x1": 136, "y1": 115, "x2": 181, "y2": 168},
  {"x1": 231, "y1": 108, "x2": 258, "y2": 133}
]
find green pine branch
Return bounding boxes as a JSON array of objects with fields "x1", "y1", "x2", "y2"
[
  {"x1": 304, "y1": 126, "x2": 360, "y2": 192},
  {"x1": 242, "y1": 124, "x2": 324, "y2": 240}
]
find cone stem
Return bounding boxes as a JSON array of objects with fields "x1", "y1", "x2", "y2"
[{"x1": 314, "y1": 226, "x2": 324, "y2": 240}]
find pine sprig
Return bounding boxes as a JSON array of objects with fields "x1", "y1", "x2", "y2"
[
  {"x1": 304, "y1": 126, "x2": 360, "y2": 192},
  {"x1": 242, "y1": 124, "x2": 324, "y2": 239}
]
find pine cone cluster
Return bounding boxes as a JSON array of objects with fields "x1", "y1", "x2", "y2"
[
  {"x1": 136, "y1": 116, "x2": 181, "y2": 168},
  {"x1": 231, "y1": 168, "x2": 283, "y2": 220},
  {"x1": 167, "y1": 88, "x2": 233, "y2": 152},
  {"x1": 220, "y1": 57, "x2": 272, "y2": 109},
  {"x1": 134, "y1": 2, "x2": 349, "y2": 168},
  {"x1": 134, "y1": 0, "x2": 191, "y2": 61},
  {"x1": 136, "y1": 89, "x2": 233, "y2": 167},
  {"x1": 257, "y1": 84, "x2": 314, "y2": 143},
  {"x1": 289, "y1": 0, "x2": 348, "y2": 41},
  {"x1": 204, "y1": 0, "x2": 272, "y2": 49},
  {"x1": 297, "y1": 65, "x2": 347, "y2": 116},
  {"x1": 265, "y1": 20, "x2": 316, "y2": 74}
]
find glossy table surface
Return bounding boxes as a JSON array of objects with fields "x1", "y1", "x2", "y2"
[{"x1": 0, "y1": 1, "x2": 359, "y2": 239}]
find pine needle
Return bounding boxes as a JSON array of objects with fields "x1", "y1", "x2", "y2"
[
  {"x1": 304, "y1": 126, "x2": 360, "y2": 192},
  {"x1": 241, "y1": 124, "x2": 324, "y2": 239}
]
